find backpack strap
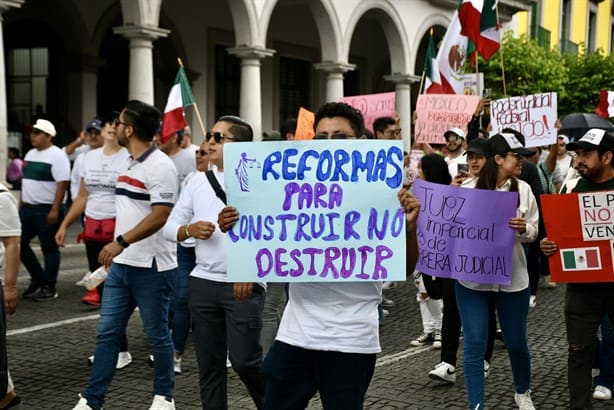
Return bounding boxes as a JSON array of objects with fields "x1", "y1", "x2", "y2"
[{"x1": 205, "y1": 170, "x2": 227, "y2": 205}]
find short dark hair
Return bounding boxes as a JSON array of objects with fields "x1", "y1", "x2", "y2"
[
  {"x1": 122, "y1": 100, "x2": 161, "y2": 142},
  {"x1": 373, "y1": 116, "x2": 396, "y2": 134},
  {"x1": 8, "y1": 147, "x2": 20, "y2": 158},
  {"x1": 281, "y1": 118, "x2": 297, "y2": 138},
  {"x1": 314, "y1": 102, "x2": 364, "y2": 138},
  {"x1": 362, "y1": 128, "x2": 375, "y2": 140},
  {"x1": 217, "y1": 115, "x2": 253, "y2": 141}
]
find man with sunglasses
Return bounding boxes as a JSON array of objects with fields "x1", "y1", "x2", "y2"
[
  {"x1": 73, "y1": 100, "x2": 178, "y2": 410},
  {"x1": 162, "y1": 115, "x2": 265, "y2": 410},
  {"x1": 373, "y1": 116, "x2": 401, "y2": 140},
  {"x1": 20, "y1": 119, "x2": 70, "y2": 301},
  {"x1": 218, "y1": 102, "x2": 421, "y2": 409},
  {"x1": 444, "y1": 127, "x2": 467, "y2": 178}
]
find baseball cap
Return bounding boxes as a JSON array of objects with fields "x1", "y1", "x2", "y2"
[
  {"x1": 444, "y1": 127, "x2": 465, "y2": 140},
  {"x1": 566, "y1": 128, "x2": 614, "y2": 152},
  {"x1": 32, "y1": 119, "x2": 56, "y2": 137},
  {"x1": 464, "y1": 138, "x2": 488, "y2": 156},
  {"x1": 486, "y1": 132, "x2": 535, "y2": 158},
  {"x1": 85, "y1": 118, "x2": 102, "y2": 132}
]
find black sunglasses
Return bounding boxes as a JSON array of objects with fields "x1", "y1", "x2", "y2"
[
  {"x1": 205, "y1": 132, "x2": 234, "y2": 143},
  {"x1": 195, "y1": 149, "x2": 207, "y2": 156}
]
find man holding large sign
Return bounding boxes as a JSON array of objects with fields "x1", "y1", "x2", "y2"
[
  {"x1": 218, "y1": 102, "x2": 420, "y2": 409},
  {"x1": 540, "y1": 128, "x2": 614, "y2": 409}
]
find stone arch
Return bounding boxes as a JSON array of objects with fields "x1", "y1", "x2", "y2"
[
  {"x1": 344, "y1": 0, "x2": 409, "y2": 74},
  {"x1": 227, "y1": 0, "x2": 260, "y2": 46},
  {"x1": 411, "y1": 13, "x2": 451, "y2": 75},
  {"x1": 260, "y1": 0, "x2": 342, "y2": 61}
]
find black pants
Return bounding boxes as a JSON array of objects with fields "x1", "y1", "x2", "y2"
[
  {"x1": 565, "y1": 283, "x2": 614, "y2": 410},
  {"x1": 438, "y1": 278, "x2": 496, "y2": 367},
  {"x1": 189, "y1": 277, "x2": 265, "y2": 410}
]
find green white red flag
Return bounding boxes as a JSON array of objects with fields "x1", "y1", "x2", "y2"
[
  {"x1": 561, "y1": 247, "x2": 601, "y2": 271},
  {"x1": 161, "y1": 65, "x2": 195, "y2": 143},
  {"x1": 596, "y1": 90, "x2": 614, "y2": 118},
  {"x1": 458, "y1": 0, "x2": 500, "y2": 61}
]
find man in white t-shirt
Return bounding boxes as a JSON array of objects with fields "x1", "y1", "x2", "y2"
[
  {"x1": 69, "y1": 118, "x2": 104, "y2": 200},
  {"x1": 20, "y1": 119, "x2": 70, "y2": 301},
  {"x1": 157, "y1": 128, "x2": 197, "y2": 188},
  {"x1": 218, "y1": 102, "x2": 421, "y2": 409},
  {"x1": 72, "y1": 100, "x2": 178, "y2": 410},
  {"x1": 444, "y1": 127, "x2": 467, "y2": 177}
]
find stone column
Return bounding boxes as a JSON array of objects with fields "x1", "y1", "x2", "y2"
[
  {"x1": 227, "y1": 46, "x2": 275, "y2": 141},
  {"x1": 385, "y1": 73, "x2": 420, "y2": 151},
  {"x1": 314, "y1": 62, "x2": 355, "y2": 103},
  {"x1": 113, "y1": 25, "x2": 169, "y2": 105},
  {"x1": 0, "y1": 0, "x2": 25, "y2": 183}
]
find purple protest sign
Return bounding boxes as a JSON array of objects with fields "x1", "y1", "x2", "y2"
[{"x1": 413, "y1": 179, "x2": 518, "y2": 285}]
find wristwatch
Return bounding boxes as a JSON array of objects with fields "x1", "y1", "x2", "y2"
[{"x1": 116, "y1": 235, "x2": 130, "y2": 248}]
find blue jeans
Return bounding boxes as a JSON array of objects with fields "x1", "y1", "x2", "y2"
[
  {"x1": 171, "y1": 245, "x2": 195, "y2": 355},
  {"x1": 456, "y1": 283, "x2": 531, "y2": 409},
  {"x1": 19, "y1": 204, "x2": 63, "y2": 287},
  {"x1": 82, "y1": 262, "x2": 174, "y2": 409},
  {"x1": 595, "y1": 316, "x2": 614, "y2": 390},
  {"x1": 262, "y1": 341, "x2": 376, "y2": 410}
]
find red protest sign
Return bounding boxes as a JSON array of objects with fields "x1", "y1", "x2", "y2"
[{"x1": 542, "y1": 192, "x2": 614, "y2": 283}]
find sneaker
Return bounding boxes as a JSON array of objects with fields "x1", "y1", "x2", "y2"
[
  {"x1": 528, "y1": 295, "x2": 536, "y2": 309},
  {"x1": 87, "y1": 355, "x2": 94, "y2": 366},
  {"x1": 82, "y1": 289, "x2": 100, "y2": 306},
  {"x1": 432, "y1": 330, "x2": 442, "y2": 349},
  {"x1": 410, "y1": 332, "x2": 434, "y2": 347},
  {"x1": 22, "y1": 281, "x2": 41, "y2": 299},
  {"x1": 149, "y1": 394, "x2": 175, "y2": 410},
  {"x1": 484, "y1": 360, "x2": 490, "y2": 379},
  {"x1": 543, "y1": 275, "x2": 557, "y2": 288},
  {"x1": 72, "y1": 395, "x2": 94, "y2": 410},
  {"x1": 147, "y1": 354, "x2": 154, "y2": 367},
  {"x1": 514, "y1": 390, "x2": 535, "y2": 410},
  {"x1": 382, "y1": 309, "x2": 390, "y2": 318},
  {"x1": 174, "y1": 357, "x2": 182, "y2": 374},
  {"x1": 593, "y1": 385, "x2": 612, "y2": 400},
  {"x1": 226, "y1": 355, "x2": 232, "y2": 368},
  {"x1": 382, "y1": 298, "x2": 395, "y2": 308},
  {"x1": 0, "y1": 392, "x2": 21, "y2": 409},
  {"x1": 428, "y1": 361, "x2": 456, "y2": 383},
  {"x1": 116, "y1": 351, "x2": 132, "y2": 369},
  {"x1": 33, "y1": 286, "x2": 58, "y2": 301}
]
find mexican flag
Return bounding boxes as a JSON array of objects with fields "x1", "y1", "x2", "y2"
[
  {"x1": 561, "y1": 247, "x2": 601, "y2": 271},
  {"x1": 161, "y1": 65, "x2": 195, "y2": 143},
  {"x1": 426, "y1": 12, "x2": 468, "y2": 94},
  {"x1": 595, "y1": 90, "x2": 614, "y2": 118},
  {"x1": 423, "y1": 33, "x2": 439, "y2": 93},
  {"x1": 459, "y1": 0, "x2": 500, "y2": 61}
]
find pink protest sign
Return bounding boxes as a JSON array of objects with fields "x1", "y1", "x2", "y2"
[
  {"x1": 413, "y1": 179, "x2": 518, "y2": 285},
  {"x1": 340, "y1": 92, "x2": 396, "y2": 134},
  {"x1": 415, "y1": 94, "x2": 480, "y2": 144}
]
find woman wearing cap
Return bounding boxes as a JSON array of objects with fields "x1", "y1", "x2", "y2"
[
  {"x1": 456, "y1": 132, "x2": 539, "y2": 410},
  {"x1": 54, "y1": 113, "x2": 133, "y2": 370}
]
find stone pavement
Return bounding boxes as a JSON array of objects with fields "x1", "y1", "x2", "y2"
[{"x1": 6, "y1": 243, "x2": 611, "y2": 409}]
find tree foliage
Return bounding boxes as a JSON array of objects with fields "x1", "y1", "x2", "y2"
[{"x1": 474, "y1": 32, "x2": 614, "y2": 116}]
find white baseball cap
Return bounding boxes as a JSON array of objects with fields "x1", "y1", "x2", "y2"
[{"x1": 32, "y1": 119, "x2": 57, "y2": 137}]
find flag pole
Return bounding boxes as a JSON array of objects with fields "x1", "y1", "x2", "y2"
[
  {"x1": 494, "y1": 5, "x2": 507, "y2": 96},
  {"x1": 418, "y1": 28, "x2": 433, "y2": 95},
  {"x1": 177, "y1": 58, "x2": 208, "y2": 140}
]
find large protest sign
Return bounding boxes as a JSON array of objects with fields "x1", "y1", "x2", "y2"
[
  {"x1": 414, "y1": 94, "x2": 480, "y2": 144},
  {"x1": 542, "y1": 192, "x2": 614, "y2": 283},
  {"x1": 413, "y1": 179, "x2": 518, "y2": 285},
  {"x1": 223, "y1": 140, "x2": 407, "y2": 282},
  {"x1": 339, "y1": 92, "x2": 395, "y2": 134},
  {"x1": 490, "y1": 92, "x2": 558, "y2": 147}
]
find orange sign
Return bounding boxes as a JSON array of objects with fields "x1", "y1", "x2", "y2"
[{"x1": 294, "y1": 107, "x2": 314, "y2": 140}]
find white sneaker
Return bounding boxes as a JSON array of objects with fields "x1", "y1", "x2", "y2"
[
  {"x1": 484, "y1": 360, "x2": 490, "y2": 379},
  {"x1": 116, "y1": 351, "x2": 132, "y2": 369},
  {"x1": 174, "y1": 357, "x2": 182, "y2": 374},
  {"x1": 528, "y1": 295, "x2": 536, "y2": 308},
  {"x1": 88, "y1": 352, "x2": 132, "y2": 369},
  {"x1": 149, "y1": 394, "x2": 175, "y2": 410},
  {"x1": 72, "y1": 395, "x2": 94, "y2": 410},
  {"x1": 226, "y1": 356, "x2": 232, "y2": 368},
  {"x1": 428, "y1": 361, "x2": 456, "y2": 383},
  {"x1": 514, "y1": 390, "x2": 536, "y2": 410},
  {"x1": 593, "y1": 385, "x2": 612, "y2": 400},
  {"x1": 432, "y1": 330, "x2": 442, "y2": 349}
]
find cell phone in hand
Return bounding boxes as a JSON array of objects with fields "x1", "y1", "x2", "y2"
[
  {"x1": 483, "y1": 88, "x2": 492, "y2": 98},
  {"x1": 457, "y1": 163, "x2": 469, "y2": 174}
]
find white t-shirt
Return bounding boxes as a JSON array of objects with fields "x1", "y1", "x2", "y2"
[
  {"x1": 70, "y1": 150, "x2": 89, "y2": 200},
  {"x1": 552, "y1": 154, "x2": 572, "y2": 185},
  {"x1": 445, "y1": 152, "x2": 467, "y2": 178},
  {"x1": 0, "y1": 183, "x2": 21, "y2": 270},
  {"x1": 83, "y1": 147, "x2": 130, "y2": 220},
  {"x1": 113, "y1": 147, "x2": 178, "y2": 271},
  {"x1": 171, "y1": 148, "x2": 197, "y2": 189},
  {"x1": 276, "y1": 282, "x2": 383, "y2": 354},
  {"x1": 22, "y1": 145, "x2": 71, "y2": 205}
]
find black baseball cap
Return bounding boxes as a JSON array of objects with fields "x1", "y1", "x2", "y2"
[
  {"x1": 486, "y1": 132, "x2": 535, "y2": 158},
  {"x1": 464, "y1": 138, "x2": 488, "y2": 156}
]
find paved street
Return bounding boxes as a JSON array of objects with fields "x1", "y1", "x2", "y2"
[{"x1": 6, "y1": 237, "x2": 611, "y2": 409}]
